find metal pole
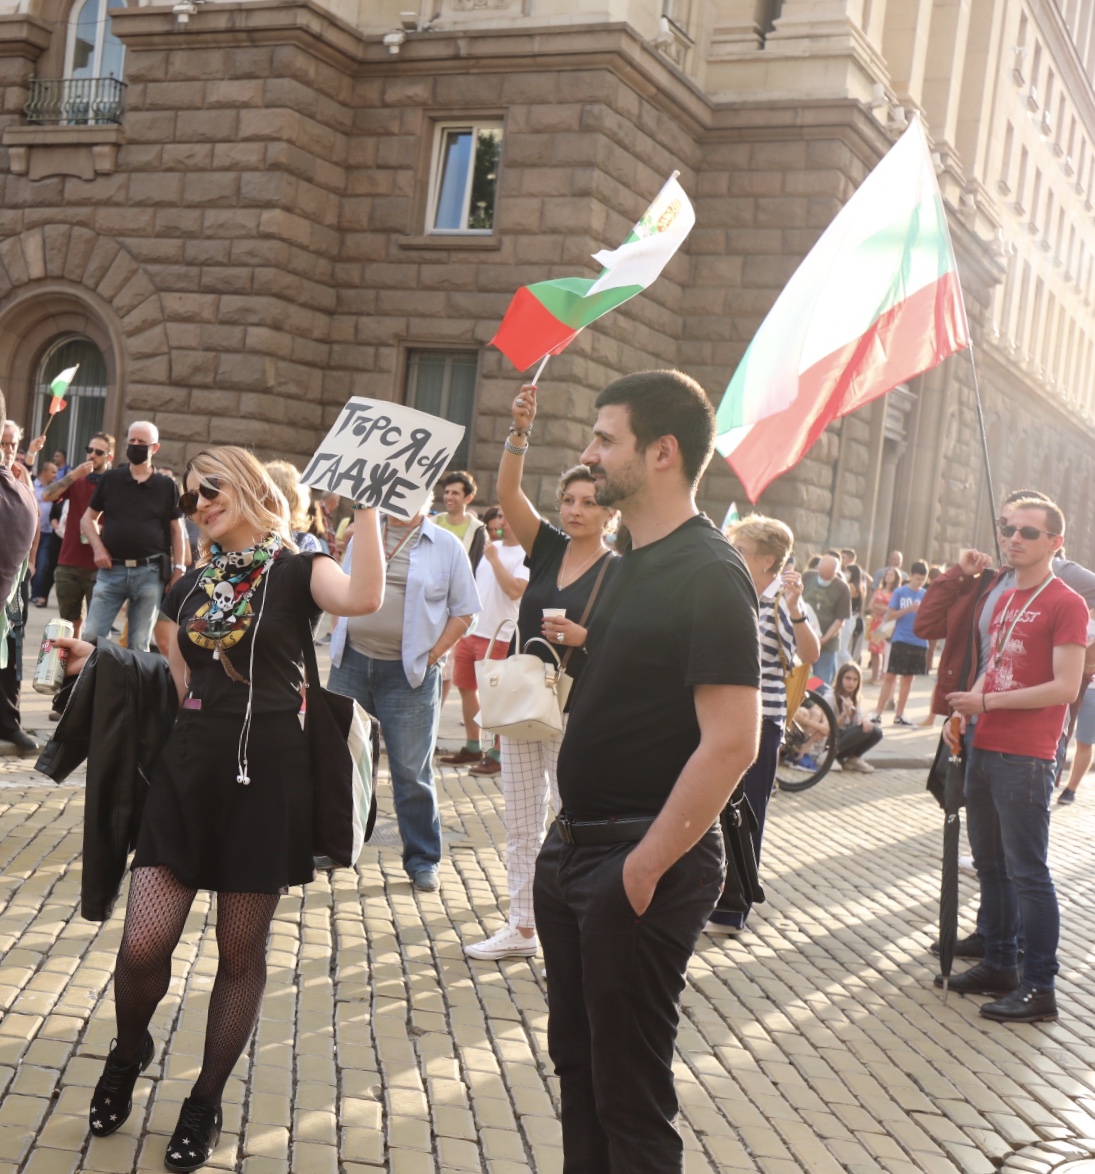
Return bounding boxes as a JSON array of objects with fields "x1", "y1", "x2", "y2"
[{"x1": 966, "y1": 344, "x2": 1001, "y2": 563}]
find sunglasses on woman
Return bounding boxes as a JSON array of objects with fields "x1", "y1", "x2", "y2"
[
  {"x1": 999, "y1": 523, "x2": 1059, "y2": 541},
  {"x1": 179, "y1": 478, "x2": 222, "y2": 516}
]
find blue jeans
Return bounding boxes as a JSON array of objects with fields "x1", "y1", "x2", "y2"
[
  {"x1": 83, "y1": 564, "x2": 164, "y2": 653},
  {"x1": 964, "y1": 747, "x2": 1058, "y2": 989},
  {"x1": 328, "y1": 644, "x2": 442, "y2": 877},
  {"x1": 813, "y1": 648, "x2": 838, "y2": 685}
]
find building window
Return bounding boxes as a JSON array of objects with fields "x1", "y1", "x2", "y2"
[
  {"x1": 405, "y1": 350, "x2": 477, "y2": 468},
  {"x1": 31, "y1": 335, "x2": 109, "y2": 461},
  {"x1": 426, "y1": 122, "x2": 503, "y2": 234},
  {"x1": 67, "y1": 0, "x2": 127, "y2": 82}
]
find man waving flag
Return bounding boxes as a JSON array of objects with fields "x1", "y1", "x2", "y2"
[{"x1": 715, "y1": 117, "x2": 970, "y2": 501}]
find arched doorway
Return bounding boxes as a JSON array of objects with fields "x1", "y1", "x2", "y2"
[{"x1": 30, "y1": 335, "x2": 109, "y2": 464}]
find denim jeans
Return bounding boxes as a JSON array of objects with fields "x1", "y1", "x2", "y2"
[
  {"x1": 964, "y1": 746, "x2": 1058, "y2": 989},
  {"x1": 328, "y1": 644, "x2": 442, "y2": 877},
  {"x1": 83, "y1": 564, "x2": 164, "y2": 653},
  {"x1": 813, "y1": 647, "x2": 838, "y2": 685}
]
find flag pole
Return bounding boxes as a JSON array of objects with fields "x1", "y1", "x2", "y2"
[
  {"x1": 529, "y1": 353, "x2": 551, "y2": 387},
  {"x1": 965, "y1": 344, "x2": 1001, "y2": 564}
]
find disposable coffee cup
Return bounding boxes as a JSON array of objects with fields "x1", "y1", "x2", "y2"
[{"x1": 542, "y1": 609, "x2": 566, "y2": 620}]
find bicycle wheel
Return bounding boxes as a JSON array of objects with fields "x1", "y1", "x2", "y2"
[{"x1": 775, "y1": 690, "x2": 838, "y2": 792}]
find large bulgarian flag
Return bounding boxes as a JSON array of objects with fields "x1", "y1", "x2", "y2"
[
  {"x1": 715, "y1": 118, "x2": 970, "y2": 501},
  {"x1": 491, "y1": 173, "x2": 695, "y2": 371}
]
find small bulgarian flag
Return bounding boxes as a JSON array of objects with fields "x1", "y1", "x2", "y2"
[
  {"x1": 491, "y1": 173, "x2": 695, "y2": 371},
  {"x1": 721, "y1": 501, "x2": 740, "y2": 531},
  {"x1": 715, "y1": 118, "x2": 970, "y2": 502},
  {"x1": 48, "y1": 365, "x2": 79, "y2": 415}
]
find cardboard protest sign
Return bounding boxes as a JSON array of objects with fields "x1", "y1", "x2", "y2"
[{"x1": 300, "y1": 398, "x2": 466, "y2": 519}]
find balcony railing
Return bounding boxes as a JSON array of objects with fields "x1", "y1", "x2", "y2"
[{"x1": 24, "y1": 76, "x2": 126, "y2": 126}]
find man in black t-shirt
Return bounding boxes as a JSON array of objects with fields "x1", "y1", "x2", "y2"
[
  {"x1": 82, "y1": 421, "x2": 183, "y2": 653},
  {"x1": 533, "y1": 370, "x2": 761, "y2": 1173}
]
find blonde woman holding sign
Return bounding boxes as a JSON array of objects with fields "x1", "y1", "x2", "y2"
[{"x1": 464, "y1": 384, "x2": 618, "y2": 961}]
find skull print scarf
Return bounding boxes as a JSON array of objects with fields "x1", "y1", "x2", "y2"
[{"x1": 186, "y1": 534, "x2": 282, "y2": 661}]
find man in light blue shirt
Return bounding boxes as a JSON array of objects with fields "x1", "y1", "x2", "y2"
[{"x1": 328, "y1": 511, "x2": 480, "y2": 893}]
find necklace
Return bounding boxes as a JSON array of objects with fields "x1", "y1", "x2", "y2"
[
  {"x1": 558, "y1": 542, "x2": 605, "y2": 589},
  {"x1": 992, "y1": 573, "x2": 1054, "y2": 666}
]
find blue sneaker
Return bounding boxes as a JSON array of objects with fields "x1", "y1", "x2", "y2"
[{"x1": 791, "y1": 754, "x2": 819, "y2": 772}]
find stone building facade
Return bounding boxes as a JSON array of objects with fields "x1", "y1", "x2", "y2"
[{"x1": 0, "y1": 0, "x2": 1092, "y2": 569}]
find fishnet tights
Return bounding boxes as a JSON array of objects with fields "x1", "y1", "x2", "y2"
[{"x1": 113, "y1": 866, "x2": 279, "y2": 1105}]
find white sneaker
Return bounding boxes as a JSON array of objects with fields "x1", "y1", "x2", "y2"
[
  {"x1": 464, "y1": 926, "x2": 539, "y2": 960},
  {"x1": 842, "y1": 757, "x2": 875, "y2": 773}
]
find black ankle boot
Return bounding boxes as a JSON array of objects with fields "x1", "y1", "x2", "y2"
[
  {"x1": 88, "y1": 1032, "x2": 155, "y2": 1137},
  {"x1": 165, "y1": 1096, "x2": 222, "y2": 1172}
]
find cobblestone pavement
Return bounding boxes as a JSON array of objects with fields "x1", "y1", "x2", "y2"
[{"x1": 2, "y1": 747, "x2": 1095, "y2": 1174}]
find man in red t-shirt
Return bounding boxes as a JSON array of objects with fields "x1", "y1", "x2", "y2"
[
  {"x1": 41, "y1": 432, "x2": 114, "y2": 639},
  {"x1": 945, "y1": 498, "x2": 1088, "y2": 1024}
]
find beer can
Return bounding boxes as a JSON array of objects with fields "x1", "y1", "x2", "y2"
[{"x1": 32, "y1": 619, "x2": 74, "y2": 695}]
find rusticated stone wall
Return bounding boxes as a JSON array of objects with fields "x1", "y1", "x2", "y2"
[{"x1": 0, "y1": 10, "x2": 1092, "y2": 568}]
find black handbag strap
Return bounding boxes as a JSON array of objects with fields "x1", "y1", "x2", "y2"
[
  {"x1": 292, "y1": 554, "x2": 324, "y2": 696},
  {"x1": 559, "y1": 552, "x2": 612, "y2": 674}
]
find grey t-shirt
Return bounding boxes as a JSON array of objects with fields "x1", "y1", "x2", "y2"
[{"x1": 347, "y1": 524, "x2": 414, "y2": 661}]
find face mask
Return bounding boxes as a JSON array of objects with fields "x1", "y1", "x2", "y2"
[
  {"x1": 816, "y1": 575, "x2": 833, "y2": 586},
  {"x1": 127, "y1": 443, "x2": 150, "y2": 465}
]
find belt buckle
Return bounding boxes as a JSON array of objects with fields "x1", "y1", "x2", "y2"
[{"x1": 124, "y1": 559, "x2": 137, "y2": 568}]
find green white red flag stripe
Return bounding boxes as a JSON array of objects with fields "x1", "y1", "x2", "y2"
[
  {"x1": 491, "y1": 174, "x2": 695, "y2": 371},
  {"x1": 715, "y1": 118, "x2": 970, "y2": 502},
  {"x1": 48, "y1": 365, "x2": 78, "y2": 415}
]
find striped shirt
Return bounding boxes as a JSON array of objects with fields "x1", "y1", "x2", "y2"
[{"x1": 759, "y1": 582, "x2": 798, "y2": 724}]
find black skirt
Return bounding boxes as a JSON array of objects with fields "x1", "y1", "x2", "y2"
[
  {"x1": 887, "y1": 640, "x2": 927, "y2": 677},
  {"x1": 132, "y1": 708, "x2": 315, "y2": 893}
]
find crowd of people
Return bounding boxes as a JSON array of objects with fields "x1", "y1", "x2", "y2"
[{"x1": 3, "y1": 368, "x2": 1094, "y2": 1172}]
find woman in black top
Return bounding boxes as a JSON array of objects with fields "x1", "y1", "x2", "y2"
[
  {"x1": 464, "y1": 383, "x2": 617, "y2": 962},
  {"x1": 58, "y1": 446, "x2": 384, "y2": 1173}
]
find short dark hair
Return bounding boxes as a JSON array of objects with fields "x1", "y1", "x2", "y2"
[
  {"x1": 441, "y1": 470, "x2": 476, "y2": 498},
  {"x1": 1003, "y1": 487, "x2": 1049, "y2": 506},
  {"x1": 595, "y1": 370, "x2": 715, "y2": 487},
  {"x1": 911, "y1": 560, "x2": 929, "y2": 576},
  {"x1": 840, "y1": 548, "x2": 856, "y2": 561},
  {"x1": 92, "y1": 432, "x2": 115, "y2": 452}
]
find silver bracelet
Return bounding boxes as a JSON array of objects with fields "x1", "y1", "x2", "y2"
[{"x1": 504, "y1": 439, "x2": 529, "y2": 456}]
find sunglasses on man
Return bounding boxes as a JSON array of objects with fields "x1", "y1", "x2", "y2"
[
  {"x1": 179, "y1": 477, "x2": 222, "y2": 517},
  {"x1": 998, "y1": 523, "x2": 1059, "y2": 541},
  {"x1": 86, "y1": 445, "x2": 108, "y2": 457}
]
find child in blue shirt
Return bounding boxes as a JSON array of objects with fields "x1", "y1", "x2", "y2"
[{"x1": 872, "y1": 560, "x2": 929, "y2": 725}]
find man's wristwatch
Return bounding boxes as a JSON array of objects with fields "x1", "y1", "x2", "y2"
[{"x1": 173, "y1": 563, "x2": 186, "y2": 572}]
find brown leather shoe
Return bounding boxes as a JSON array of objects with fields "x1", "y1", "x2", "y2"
[
  {"x1": 440, "y1": 747, "x2": 483, "y2": 765},
  {"x1": 469, "y1": 756, "x2": 502, "y2": 777}
]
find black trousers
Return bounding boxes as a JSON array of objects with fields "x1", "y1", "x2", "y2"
[
  {"x1": 0, "y1": 633, "x2": 22, "y2": 736},
  {"x1": 836, "y1": 722, "x2": 883, "y2": 761},
  {"x1": 534, "y1": 823, "x2": 724, "y2": 1173}
]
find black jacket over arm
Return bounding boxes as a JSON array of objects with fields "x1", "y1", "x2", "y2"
[{"x1": 36, "y1": 640, "x2": 177, "y2": 921}]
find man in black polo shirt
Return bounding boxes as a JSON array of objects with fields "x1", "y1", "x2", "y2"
[
  {"x1": 82, "y1": 420, "x2": 183, "y2": 653},
  {"x1": 533, "y1": 370, "x2": 761, "y2": 1173}
]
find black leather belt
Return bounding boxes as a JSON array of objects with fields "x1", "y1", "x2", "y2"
[
  {"x1": 111, "y1": 556, "x2": 161, "y2": 567},
  {"x1": 554, "y1": 812, "x2": 656, "y2": 845}
]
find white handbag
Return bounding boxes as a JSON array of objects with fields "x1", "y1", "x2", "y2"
[{"x1": 475, "y1": 621, "x2": 567, "y2": 741}]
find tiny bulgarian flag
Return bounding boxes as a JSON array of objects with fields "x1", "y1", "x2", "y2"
[
  {"x1": 715, "y1": 117, "x2": 970, "y2": 501},
  {"x1": 722, "y1": 501, "x2": 740, "y2": 531},
  {"x1": 48, "y1": 365, "x2": 79, "y2": 415},
  {"x1": 491, "y1": 173, "x2": 695, "y2": 371}
]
